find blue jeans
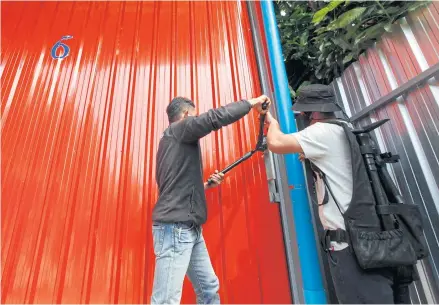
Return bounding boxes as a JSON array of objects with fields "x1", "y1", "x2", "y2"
[{"x1": 151, "y1": 222, "x2": 220, "y2": 304}]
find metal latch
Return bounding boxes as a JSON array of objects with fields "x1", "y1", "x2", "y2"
[{"x1": 263, "y1": 149, "x2": 281, "y2": 203}]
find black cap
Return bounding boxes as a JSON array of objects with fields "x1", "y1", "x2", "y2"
[{"x1": 292, "y1": 84, "x2": 342, "y2": 113}]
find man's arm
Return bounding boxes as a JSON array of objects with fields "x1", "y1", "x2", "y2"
[
  {"x1": 172, "y1": 96, "x2": 270, "y2": 143},
  {"x1": 266, "y1": 112, "x2": 303, "y2": 154}
]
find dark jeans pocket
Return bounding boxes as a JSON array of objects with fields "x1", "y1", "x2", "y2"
[
  {"x1": 328, "y1": 250, "x2": 346, "y2": 295},
  {"x1": 328, "y1": 250, "x2": 339, "y2": 266}
]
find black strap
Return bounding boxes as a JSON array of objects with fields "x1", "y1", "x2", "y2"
[
  {"x1": 328, "y1": 229, "x2": 349, "y2": 243},
  {"x1": 376, "y1": 204, "x2": 411, "y2": 216},
  {"x1": 321, "y1": 229, "x2": 349, "y2": 250},
  {"x1": 310, "y1": 161, "x2": 344, "y2": 215},
  {"x1": 322, "y1": 173, "x2": 344, "y2": 216},
  {"x1": 310, "y1": 163, "x2": 329, "y2": 206}
]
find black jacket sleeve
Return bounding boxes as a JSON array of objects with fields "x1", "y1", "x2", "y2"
[{"x1": 170, "y1": 100, "x2": 252, "y2": 143}]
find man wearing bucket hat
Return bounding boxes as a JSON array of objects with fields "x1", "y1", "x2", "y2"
[{"x1": 265, "y1": 84, "x2": 401, "y2": 304}]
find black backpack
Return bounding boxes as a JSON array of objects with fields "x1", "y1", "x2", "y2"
[{"x1": 310, "y1": 119, "x2": 428, "y2": 270}]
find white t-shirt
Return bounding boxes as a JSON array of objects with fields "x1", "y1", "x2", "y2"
[{"x1": 293, "y1": 122, "x2": 353, "y2": 250}]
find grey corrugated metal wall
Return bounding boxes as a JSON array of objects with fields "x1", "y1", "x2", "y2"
[{"x1": 332, "y1": 3, "x2": 439, "y2": 303}]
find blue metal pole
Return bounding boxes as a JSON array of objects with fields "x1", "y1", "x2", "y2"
[{"x1": 260, "y1": 1, "x2": 327, "y2": 303}]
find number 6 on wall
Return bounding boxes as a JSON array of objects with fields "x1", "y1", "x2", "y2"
[{"x1": 51, "y1": 35, "x2": 73, "y2": 59}]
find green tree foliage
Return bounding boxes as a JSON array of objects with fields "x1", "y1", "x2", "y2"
[{"x1": 275, "y1": 0, "x2": 429, "y2": 91}]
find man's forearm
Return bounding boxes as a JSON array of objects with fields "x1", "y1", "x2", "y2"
[
  {"x1": 267, "y1": 120, "x2": 283, "y2": 148},
  {"x1": 178, "y1": 100, "x2": 252, "y2": 143}
]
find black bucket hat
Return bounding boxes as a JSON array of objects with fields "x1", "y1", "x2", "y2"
[{"x1": 292, "y1": 84, "x2": 342, "y2": 113}]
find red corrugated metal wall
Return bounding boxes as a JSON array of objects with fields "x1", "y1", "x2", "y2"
[{"x1": 1, "y1": 1, "x2": 292, "y2": 303}]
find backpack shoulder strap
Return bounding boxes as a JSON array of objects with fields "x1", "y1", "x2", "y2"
[
  {"x1": 309, "y1": 162, "x2": 330, "y2": 206},
  {"x1": 310, "y1": 161, "x2": 344, "y2": 215}
]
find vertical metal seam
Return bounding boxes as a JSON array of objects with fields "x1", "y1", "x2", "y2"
[
  {"x1": 246, "y1": 1, "x2": 303, "y2": 304},
  {"x1": 260, "y1": 1, "x2": 327, "y2": 303}
]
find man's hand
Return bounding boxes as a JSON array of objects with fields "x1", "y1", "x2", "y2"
[
  {"x1": 265, "y1": 112, "x2": 277, "y2": 125},
  {"x1": 204, "y1": 170, "x2": 225, "y2": 190},
  {"x1": 248, "y1": 95, "x2": 271, "y2": 114}
]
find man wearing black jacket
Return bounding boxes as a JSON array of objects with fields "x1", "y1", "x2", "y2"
[{"x1": 151, "y1": 95, "x2": 270, "y2": 304}]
